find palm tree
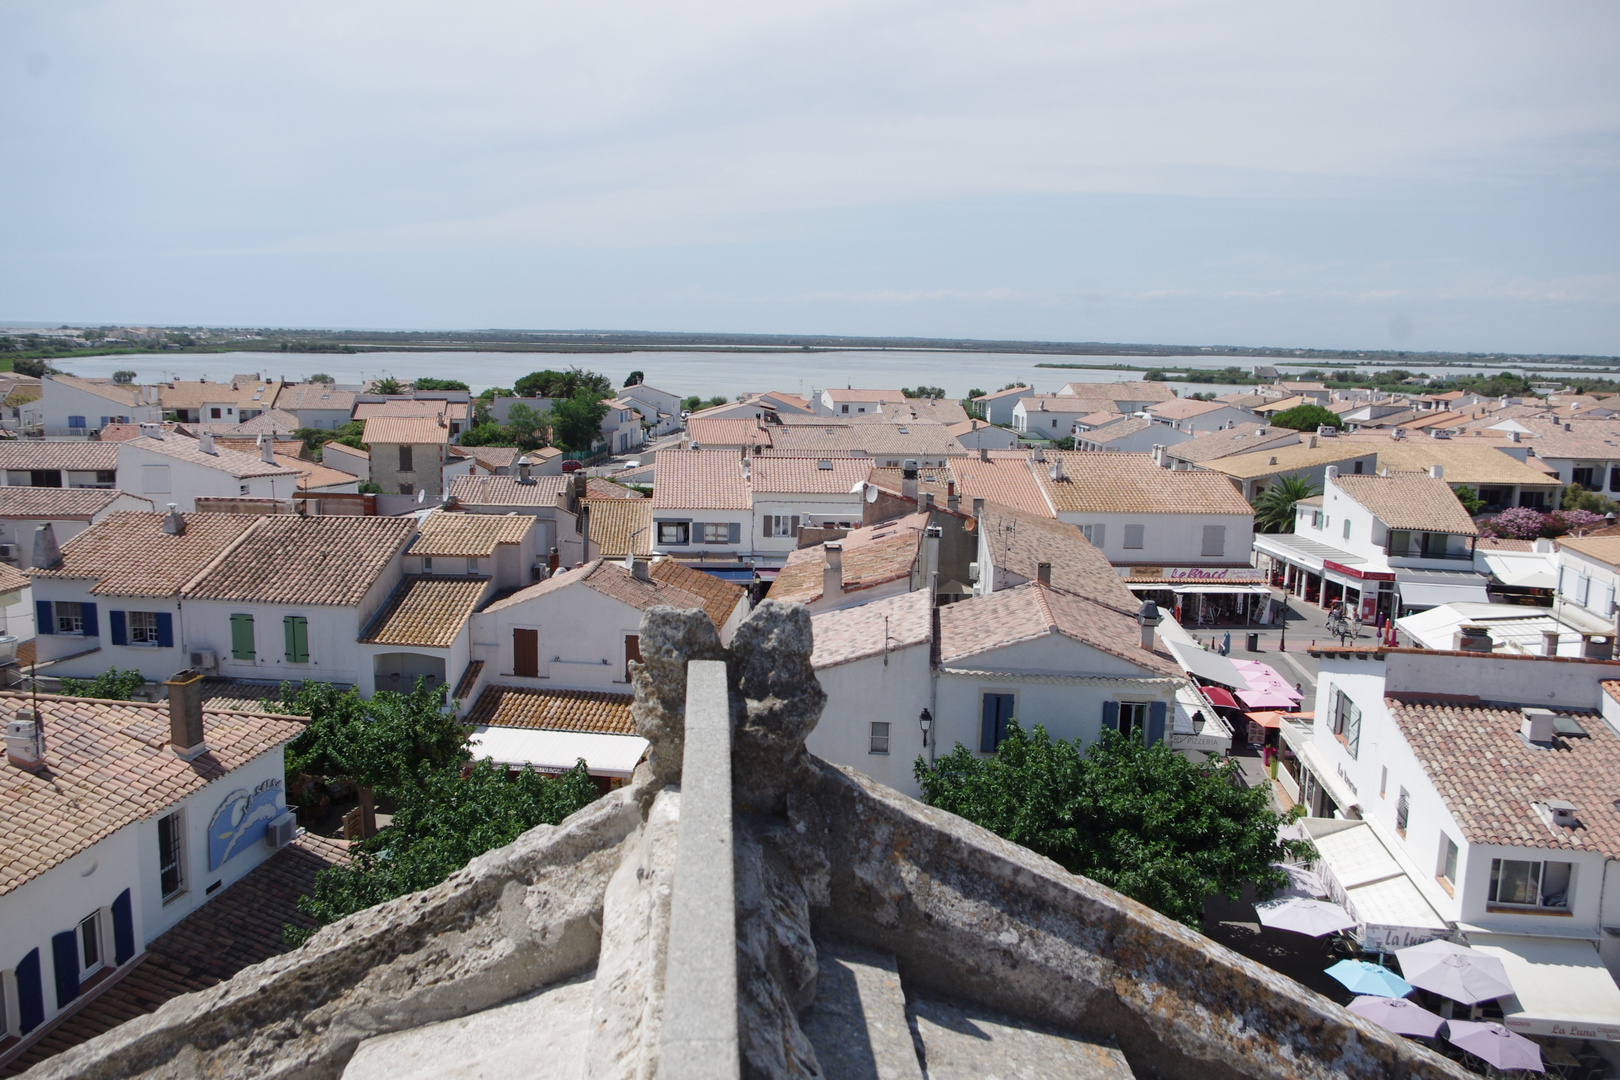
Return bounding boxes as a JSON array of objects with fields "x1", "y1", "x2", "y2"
[{"x1": 1252, "y1": 474, "x2": 1319, "y2": 534}]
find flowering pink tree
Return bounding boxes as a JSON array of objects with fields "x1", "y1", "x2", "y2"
[
  {"x1": 1485, "y1": 506, "x2": 1546, "y2": 539},
  {"x1": 1551, "y1": 508, "x2": 1607, "y2": 531}
]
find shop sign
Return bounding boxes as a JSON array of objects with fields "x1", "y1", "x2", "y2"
[
  {"x1": 1360, "y1": 924, "x2": 1447, "y2": 952},
  {"x1": 1127, "y1": 566, "x2": 1267, "y2": 583},
  {"x1": 1323, "y1": 560, "x2": 1396, "y2": 582},
  {"x1": 208, "y1": 778, "x2": 284, "y2": 870}
]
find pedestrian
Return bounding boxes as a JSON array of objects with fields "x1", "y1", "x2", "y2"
[{"x1": 1220, "y1": 631, "x2": 1231, "y2": 656}]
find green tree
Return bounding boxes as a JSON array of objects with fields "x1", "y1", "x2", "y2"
[
  {"x1": 999, "y1": 381, "x2": 1028, "y2": 392},
  {"x1": 309, "y1": 373, "x2": 335, "y2": 383},
  {"x1": 503, "y1": 402, "x2": 552, "y2": 452},
  {"x1": 551, "y1": 389, "x2": 609, "y2": 452},
  {"x1": 1561, "y1": 484, "x2": 1618, "y2": 516},
  {"x1": 1143, "y1": 370, "x2": 1168, "y2": 381},
  {"x1": 513, "y1": 366, "x2": 612, "y2": 400},
  {"x1": 902, "y1": 385, "x2": 947, "y2": 398},
  {"x1": 624, "y1": 370, "x2": 644, "y2": 387},
  {"x1": 412, "y1": 378, "x2": 470, "y2": 391},
  {"x1": 111, "y1": 370, "x2": 137, "y2": 384},
  {"x1": 12, "y1": 357, "x2": 53, "y2": 377},
  {"x1": 372, "y1": 376, "x2": 403, "y2": 395},
  {"x1": 1452, "y1": 485, "x2": 1487, "y2": 515},
  {"x1": 1252, "y1": 474, "x2": 1320, "y2": 534},
  {"x1": 58, "y1": 667, "x2": 145, "y2": 700},
  {"x1": 916, "y1": 724, "x2": 1311, "y2": 927},
  {"x1": 280, "y1": 679, "x2": 471, "y2": 795},
  {"x1": 1267, "y1": 404, "x2": 1344, "y2": 431}
]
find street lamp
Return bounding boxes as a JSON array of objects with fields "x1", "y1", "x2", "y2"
[
  {"x1": 1277, "y1": 593, "x2": 1290, "y2": 652},
  {"x1": 918, "y1": 708, "x2": 933, "y2": 748}
]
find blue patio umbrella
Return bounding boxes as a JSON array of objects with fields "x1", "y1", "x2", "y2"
[{"x1": 1325, "y1": 959, "x2": 1413, "y2": 999}]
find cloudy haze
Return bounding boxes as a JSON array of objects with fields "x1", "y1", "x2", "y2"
[{"x1": 3, "y1": 1, "x2": 1616, "y2": 352}]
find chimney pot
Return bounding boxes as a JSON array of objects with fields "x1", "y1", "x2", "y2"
[
  {"x1": 823, "y1": 541, "x2": 843, "y2": 600},
  {"x1": 162, "y1": 503, "x2": 185, "y2": 535},
  {"x1": 1429, "y1": 464, "x2": 1443, "y2": 480},
  {"x1": 1036, "y1": 562, "x2": 1051, "y2": 585},
  {"x1": 260, "y1": 435, "x2": 275, "y2": 463},
  {"x1": 164, "y1": 669, "x2": 207, "y2": 760},
  {"x1": 32, "y1": 522, "x2": 62, "y2": 569},
  {"x1": 6, "y1": 709, "x2": 45, "y2": 772},
  {"x1": 1135, "y1": 599, "x2": 1161, "y2": 650},
  {"x1": 198, "y1": 431, "x2": 217, "y2": 455}
]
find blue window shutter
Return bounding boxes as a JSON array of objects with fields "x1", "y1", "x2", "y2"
[
  {"x1": 16, "y1": 947, "x2": 43, "y2": 1033},
  {"x1": 52, "y1": 929, "x2": 80, "y2": 1008},
  {"x1": 1102, "y1": 700, "x2": 1119, "y2": 732},
  {"x1": 36, "y1": 600, "x2": 53, "y2": 635},
  {"x1": 1147, "y1": 701, "x2": 1168, "y2": 746},
  {"x1": 155, "y1": 612, "x2": 174, "y2": 649},
  {"x1": 81, "y1": 602, "x2": 98, "y2": 637},
  {"x1": 980, "y1": 695, "x2": 999, "y2": 753},
  {"x1": 109, "y1": 610, "x2": 127, "y2": 646},
  {"x1": 728, "y1": 522, "x2": 741, "y2": 544},
  {"x1": 112, "y1": 888, "x2": 135, "y2": 965}
]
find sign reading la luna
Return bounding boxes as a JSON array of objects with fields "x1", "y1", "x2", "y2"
[{"x1": 208, "y1": 778, "x2": 284, "y2": 871}]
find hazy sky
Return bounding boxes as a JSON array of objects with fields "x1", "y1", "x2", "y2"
[{"x1": 3, "y1": 2, "x2": 1617, "y2": 353}]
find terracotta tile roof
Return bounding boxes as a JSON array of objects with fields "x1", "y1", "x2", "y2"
[
  {"x1": 647, "y1": 558, "x2": 746, "y2": 632},
  {"x1": 30, "y1": 512, "x2": 253, "y2": 597},
  {"x1": 411, "y1": 510, "x2": 534, "y2": 557},
  {"x1": 1331, "y1": 474, "x2": 1478, "y2": 535},
  {"x1": 810, "y1": 589, "x2": 933, "y2": 669},
  {"x1": 1036, "y1": 452, "x2": 1254, "y2": 515},
  {"x1": 216, "y1": 409, "x2": 303, "y2": 436},
  {"x1": 275, "y1": 455, "x2": 358, "y2": 491},
  {"x1": 937, "y1": 582, "x2": 1182, "y2": 677},
  {"x1": 1374, "y1": 441, "x2": 1559, "y2": 489},
  {"x1": 651, "y1": 449, "x2": 751, "y2": 510},
  {"x1": 100, "y1": 421, "x2": 183, "y2": 442},
  {"x1": 767, "y1": 423, "x2": 966, "y2": 458},
  {"x1": 769, "y1": 513, "x2": 926, "y2": 605},
  {"x1": 749, "y1": 456, "x2": 872, "y2": 494},
  {"x1": 46, "y1": 374, "x2": 146, "y2": 407},
  {"x1": 1145, "y1": 398, "x2": 1230, "y2": 420},
  {"x1": 1058, "y1": 380, "x2": 1178, "y2": 403},
  {"x1": 1163, "y1": 423, "x2": 1298, "y2": 463},
  {"x1": 0, "y1": 561, "x2": 30, "y2": 595},
  {"x1": 1515, "y1": 420, "x2": 1620, "y2": 460},
  {"x1": 461, "y1": 445, "x2": 522, "y2": 471},
  {"x1": 975, "y1": 501, "x2": 1137, "y2": 609},
  {"x1": 586, "y1": 477, "x2": 645, "y2": 499},
  {"x1": 1016, "y1": 394, "x2": 1104, "y2": 415},
  {"x1": 351, "y1": 399, "x2": 469, "y2": 422},
  {"x1": 447, "y1": 473, "x2": 570, "y2": 507},
  {"x1": 361, "y1": 416, "x2": 452, "y2": 445},
  {"x1": 184, "y1": 516, "x2": 416, "y2": 607},
  {"x1": 823, "y1": 388, "x2": 905, "y2": 403},
  {"x1": 0, "y1": 441, "x2": 119, "y2": 472},
  {"x1": 585, "y1": 498, "x2": 654, "y2": 558},
  {"x1": 0, "y1": 692, "x2": 306, "y2": 897},
  {"x1": 483, "y1": 559, "x2": 708, "y2": 617},
  {"x1": 1556, "y1": 534, "x2": 1620, "y2": 569},
  {"x1": 1387, "y1": 694, "x2": 1620, "y2": 857},
  {"x1": 950, "y1": 456, "x2": 1053, "y2": 517},
  {"x1": 1076, "y1": 417, "x2": 1156, "y2": 445},
  {"x1": 127, "y1": 435, "x2": 298, "y2": 478},
  {"x1": 157, "y1": 379, "x2": 277, "y2": 411},
  {"x1": 973, "y1": 386, "x2": 1033, "y2": 401},
  {"x1": 453, "y1": 660, "x2": 484, "y2": 700},
  {"x1": 273, "y1": 384, "x2": 358, "y2": 413},
  {"x1": 1200, "y1": 442, "x2": 1374, "y2": 481},
  {"x1": 465, "y1": 684, "x2": 635, "y2": 735},
  {"x1": 360, "y1": 576, "x2": 487, "y2": 647},
  {"x1": 0, "y1": 486, "x2": 127, "y2": 518},
  {"x1": 1, "y1": 830, "x2": 347, "y2": 1074},
  {"x1": 881, "y1": 397, "x2": 970, "y2": 425},
  {"x1": 197, "y1": 678, "x2": 293, "y2": 713},
  {"x1": 687, "y1": 418, "x2": 771, "y2": 448},
  {"x1": 1475, "y1": 535, "x2": 1537, "y2": 552}
]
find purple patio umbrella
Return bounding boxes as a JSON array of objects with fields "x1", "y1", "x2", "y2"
[
  {"x1": 1395, "y1": 940, "x2": 1514, "y2": 1005},
  {"x1": 1445, "y1": 1020, "x2": 1544, "y2": 1073},
  {"x1": 1347, "y1": 995, "x2": 1445, "y2": 1038}
]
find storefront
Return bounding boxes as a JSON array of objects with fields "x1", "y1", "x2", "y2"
[
  {"x1": 1124, "y1": 566, "x2": 1272, "y2": 627},
  {"x1": 1303, "y1": 818, "x2": 1451, "y2": 955}
]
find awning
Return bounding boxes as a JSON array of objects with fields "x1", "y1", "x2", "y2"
[
  {"x1": 1304, "y1": 819, "x2": 1450, "y2": 952},
  {"x1": 469, "y1": 726, "x2": 649, "y2": 778},
  {"x1": 1469, "y1": 935, "x2": 1620, "y2": 1042},
  {"x1": 1167, "y1": 640, "x2": 1251, "y2": 690},
  {"x1": 1200, "y1": 686, "x2": 1240, "y2": 709},
  {"x1": 1396, "y1": 570, "x2": 1491, "y2": 609},
  {"x1": 1169, "y1": 584, "x2": 1271, "y2": 595}
]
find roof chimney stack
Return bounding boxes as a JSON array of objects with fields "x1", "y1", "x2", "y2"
[
  {"x1": 198, "y1": 431, "x2": 217, "y2": 455},
  {"x1": 260, "y1": 436, "x2": 275, "y2": 464},
  {"x1": 631, "y1": 557, "x2": 650, "y2": 583},
  {"x1": 1036, "y1": 562, "x2": 1051, "y2": 585},
  {"x1": 823, "y1": 542, "x2": 843, "y2": 601},
  {"x1": 978, "y1": 446, "x2": 988, "y2": 462},
  {"x1": 164, "y1": 669, "x2": 208, "y2": 760},
  {"x1": 1325, "y1": 465, "x2": 1339, "y2": 481},
  {"x1": 518, "y1": 460, "x2": 534, "y2": 484},
  {"x1": 162, "y1": 503, "x2": 185, "y2": 535},
  {"x1": 902, "y1": 460, "x2": 919, "y2": 502},
  {"x1": 1520, "y1": 707, "x2": 1556, "y2": 747},
  {"x1": 6, "y1": 709, "x2": 45, "y2": 772},
  {"x1": 946, "y1": 480, "x2": 958, "y2": 512},
  {"x1": 32, "y1": 522, "x2": 62, "y2": 569},
  {"x1": 1048, "y1": 458, "x2": 1064, "y2": 482},
  {"x1": 924, "y1": 523, "x2": 942, "y2": 600},
  {"x1": 1136, "y1": 599, "x2": 1162, "y2": 651},
  {"x1": 1429, "y1": 465, "x2": 1444, "y2": 480}
]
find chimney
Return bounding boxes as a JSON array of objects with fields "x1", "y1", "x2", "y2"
[
  {"x1": 6, "y1": 709, "x2": 45, "y2": 772},
  {"x1": 162, "y1": 502, "x2": 185, "y2": 535},
  {"x1": 32, "y1": 522, "x2": 62, "y2": 569},
  {"x1": 1325, "y1": 465, "x2": 1339, "y2": 482},
  {"x1": 823, "y1": 542, "x2": 843, "y2": 600},
  {"x1": 1036, "y1": 562, "x2": 1051, "y2": 585},
  {"x1": 164, "y1": 669, "x2": 207, "y2": 760},
  {"x1": 901, "y1": 460, "x2": 919, "y2": 502},
  {"x1": 978, "y1": 446, "x2": 988, "y2": 462},
  {"x1": 1032, "y1": 447, "x2": 1046, "y2": 463},
  {"x1": 1454, "y1": 624, "x2": 1492, "y2": 652},
  {"x1": 1519, "y1": 707, "x2": 1556, "y2": 746},
  {"x1": 1151, "y1": 443, "x2": 1165, "y2": 467},
  {"x1": 1048, "y1": 458, "x2": 1064, "y2": 482},
  {"x1": 946, "y1": 480, "x2": 959, "y2": 512},
  {"x1": 631, "y1": 558, "x2": 650, "y2": 582},
  {"x1": 1510, "y1": 430, "x2": 1520, "y2": 443},
  {"x1": 972, "y1": 497, "x2": 984, "y2": 519},
  {"x1": 924, "y1": 524, "x2": 942, "y2": 599},
  {"x1": 570, "y1": 471, "x2": 587, "y2": 512},
  {"x1": 549, "y1": 546, "x2": 560, "y2": 573},
  {"x1": 1429, "y1": 464, "x2": 1443, "y2": 480},
  {"x1": 1542, "y1": 630, "x2": 1560, "y2": 656},
  {"x1": 198, "y1": 431, "x2": 217, "y2": 455},
  {"x1": 1136, "y1": 599, "x2": 1161, "y2": 651},
  {"x1": 1308, "y1": 435, "x2": 1318, "y2": 449},
  {"x1": 518, "y1": 460, "x2": 534, "y2": 483},
  {"x1": 921, "y1": 491, "x2": 934, "y2": 510},
  {"x1": 260, "y1": 436, "x2": 275, "y2": 463}
]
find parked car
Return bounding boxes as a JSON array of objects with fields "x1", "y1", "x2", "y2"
[{"x1": 561, "y1": 459, "x2": 584, "y2": 473}]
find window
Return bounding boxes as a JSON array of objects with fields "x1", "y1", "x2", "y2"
[
  {"x1": 141, "y1": 465, "x2": 170, "y2": 494},
  {"x1": 1118, "y1": 701, "x2": 1149, "y2": 738},
  {"x1": 30, "y1": 469, "x2": 62, "y2": 488},
  {"x1": 158, "y1": 811, "x2": 185, "y2": 900},
  {"x1": 1395, "y1": 788, "x2": 1410, "y2": 835},
  {"x1": 127, "y1": 610, "x2": 160, "y2": 645},
  {"x1": 399, "y1": 446, "x2": 413, "y2": 472},
  {"x1": 1610, "y1": 466, "x2": 1620, "y2": 492},
  {"x1": 209, "y1": 407, "x2": 223, "y2": 420},
  {"x1": 1080, "y1": 524, "x2": 1106, "y2": 547},
  {"x1": 467, "y1": 558, "x2": 479, "y2": 575},
  {"x1": 1353, "y1": 461, "x2": 1364, "y2": 474},
  {"x1": 624, "y1": 635, "x2": 640, "y2": 683},
  {"x1": 95, "y1": 470, "x2": 116, "y2": 485},
  {"x1": 239, "y1": 484, "x2": 250, "y2": 496},
  {"x1": 283, "y1": 615, "x2": 309, "y2": 663},
  {"x1": 1488, "y1": 858, "x2": 1573, "y2": 910},
  {"x1": 78, "y1": 913, "x2": 101, "y2": 975},
  {"x1": 1311, "y1": 511, "x2": 1322, "y2": 529},
  {"x1": 764, "y1": 515, "x2": 801, "y2": 538},
  {"x1": 1342, "y1": 519, "x2": 1352, "y2": 540},
  {"x1": 68, "y1": 415, "x2": 86, "y2": 429},
  {"x1": 1331, "y1": 686, "x2": 1362, "y2": 758},
  {"x1": 841, "y1": 404, "x2": 849, "y2": 414},
  {"x1": 230, "y1": 614, "x2": 255, "y2": 660},
  {"x1": 1123, "y1": 524, "x2": 1145, "y2": 550},
  {"x1": 513, "y1": 628, "x2": 539, "y2": 678},
  {"x1": 979, "y1": 693, "x2": 1015, "y2": 752},
  {"x1": 1439, "y1": 835, "x2": 1458, "y2": 886},
  {"x1": 1200, "y1": 525, "x2": 1226, "y2": 557},
  {"x1": 657, "y1": 521, "x2": 689, "y2": 545},
  {"x1": 869, "y1": 722, "x2": 890, "y2": 755},
  {"x1": 1421, "y1": 532, "x2": 1451, "y2": 559},
  {"x1": 1573, "y1": 466, "x2": 1595, "y2": 488},
  {"x1": 55, "y1": 602, "x2": 83, "y2": 635},
  {"x1": 701, "y1": 522, "x2": 740, "y2": 544}
]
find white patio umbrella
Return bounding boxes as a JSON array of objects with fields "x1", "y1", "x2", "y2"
[
  {"x1": 1395, "y1": 940, "x2": 1514, "y2": 1005},
  {"x1": 1270, "y1": 862, "x2": 1326, "y2": 899},
  {"x1": 1254, "y1": 896, "x2": 1356, "y2": 937}
]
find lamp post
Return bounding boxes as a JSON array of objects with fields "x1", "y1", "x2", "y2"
[
  {"x1": 918, "y1": 708, "x2": 933, "y2": 749},
  {"x1": 1277, "y1": 593, "x2": 1289, "y2": 652}
]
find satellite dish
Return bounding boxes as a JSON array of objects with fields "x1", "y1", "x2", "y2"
[
  {"x1": 865, "y1": 484, "x2": 878, "y2": 504},
  {"x1": 417, "y1": 489, "x2": 426, "y2": 504}
]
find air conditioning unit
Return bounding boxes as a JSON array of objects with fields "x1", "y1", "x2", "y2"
[
  {"x1": 968, "y1": 561, "x2": 980, "y2": 582},
  {"x1": 0, "y1": 544, "x2": 16, "y2": 561},
  {"x1": 189, "y1": 649, "x2": 217, "y2": 673},
  {"x1": 265, "y1": 811, "x2": 299, "y2": 850}
]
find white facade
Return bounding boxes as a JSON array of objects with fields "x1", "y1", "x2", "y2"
[
  {"x1": 951, "y1": 422, "x2": 1020, "y2": 451},
  {"x1": 1012, "y1": 398, "x2": 1095, "y2": 436},
  {"x1": 618, "y1": 385, "x2": 682, "y2": 437},
  {"x1": 971, "y1": 387, "x2": 1034, "y2": 426},
  {"x1": 38, "y1": 378, "x2": 161, "y2": 437},
  {"x1": 808, "y1": 641, "x2": 934, "y2": 795},
  {"x1": 469, "y1": 580, "x2": 647, "y2": 695},
  {"x1": 750, "y1": 491, "x2": 867, "y2": 558},
  {"x1": 649, "y1": 508, "x2": 754, "y2": 560},
  {"x1": 1144, "y1": 404, "x2": 1257, "y2": 434},
  {"x1": 600, "y1": 401, "x2": 645, "y2": 455},
  {"x1": 115, "y1": 443, "x2": 297, "y2": 512},
  {"x1": 1077, "y1": 424, "x2": 1196, "y2": 454},
  {"x1": 1050, "y1": 507, "x2": 1253, "y2": 568},
  {"x1": 0, "y1": 497, "x2": 151, "y2": 569}
]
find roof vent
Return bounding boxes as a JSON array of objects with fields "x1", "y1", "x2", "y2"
[
  {"x1": 6, "y1": 709, "x2": 45, "y2": 772},
  {"x1": 1268, "y1": 456, "x2": 1279, "y2": 466},
  {"x1": 1520, "y1": 707, "x2": 1556, "y2": 746},
  {"x1": 162, "y1": 503, "x2": 185, "y2": 536},
  {"x1": 198, "y1": 431, "x2": 217, "y2": 455},
  {"x1": 1317, "y1": 425, "x2": 1337, "y2": 437},
  {"x1": 139, "y1": 421, "x2": 165, "y2": 440},
  {"x1": 1048, "y1": 458, "x2": 1064, "y2": 482},
  {"x1": 518, "y1": 461, "x2": 534, "y2": 484},
  {"x1": 1429, "y1": 465, "x2": 1444, "y2": 480},
  {"x1": 1454, "y1": 624, "x2": 1493, "y2": 652},
  {"x1": 1510, "y1": 430, "x2": 1521, "y2": 443},
  {"x1": 1535, "y1": 800, "x2": 1579, "y2": 829}
]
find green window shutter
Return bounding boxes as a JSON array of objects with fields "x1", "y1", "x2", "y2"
[
  {"x1": 231, "y1": 614, "x2": 255, "y2": 660},
  {"x1": 295, "y1": 617, "x2": 309, "y2": 663},
  {"x1": 284, "y1": 616, "x2": 309, "y2": 663}
]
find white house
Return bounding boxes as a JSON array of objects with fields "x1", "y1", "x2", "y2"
[
  {"x1": 1143, "y1": 398, "x2": 1258, "y2": 434},
  {"x1": 115, "y1": 432, "x2": 299, "y2": 512},
  {"x1": 818, "y1": 388, "x2": 905, "y2": 417},
  {"x1": 618, "y1": 384, "x2": 683, "y2": 437},
  {"x1": 0, "y1": 488, "x2": 151, "y2": 569},
  {"x1": 650, "y1": 449, "x2": 754, "y2": 560},
  {"x1": 1056, "y1": 381, "x2": 1178, "y2": 413},
  {"x1": 599, "y1": 398, "x2": 646, "y2": 455},
  {"x1": 747, "y1": 457, "x2": 870, "y2": 557},
  {"x1": 0, "y1": 688, "x2": 302, "y2": 1067},
  {"x1": 1287, "y1": 645, "x2": 1620, "y2": 1039},
  {"x1": 271, "y1": 383, "x2": 358, "y2": 431},
  {"x1": 769, "y1": 513, "x2": 935, "y2": 613},
  {"x1": 0, "y1": 442, "x2": 120, "y2": 490},
  {"x1": 37, "y1": 376, "x2": 161, "y2": 438},
  {"x1": 947, "y1": 419, "x2": 1020, "y2": 451},
  {"x1": 970, "y1": 385, "x2": 1034, "y2": 425},
  {"x1": 1012, "y1": 395, "x2": 1099, "y2": 437},
  {"x1": 445, "y1": 472, "x2": 592, "y2": 569},
  {"x1": 1073, "y1": 417, "x2": 1196, "y2": 454}
]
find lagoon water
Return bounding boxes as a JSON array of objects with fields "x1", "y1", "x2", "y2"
[{"x1": 55, "y1": 348, "x2": 1598, "y2": 401}]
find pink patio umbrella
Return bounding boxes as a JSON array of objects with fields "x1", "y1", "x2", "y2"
[
  {"x1": 1444, "y1": 1021, "x2": 1544, "y2": 1073},
  {"x1": 1347, "y1": 996, "x2": 1446, "y2": 1038},
  {"x1": 1231, "y1": 659, "x2": 1304, "y2": 710}
]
